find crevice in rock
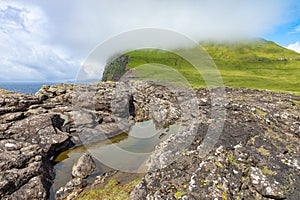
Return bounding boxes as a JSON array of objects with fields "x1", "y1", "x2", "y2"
[
  {"x1": 50, "y1": 114, "x2": 65, "y2": 133},
  {"x1": 129, "y1": 95, "x2": 136, "y2": 117}
]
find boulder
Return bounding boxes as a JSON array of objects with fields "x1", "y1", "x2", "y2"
[{"x1": 72, "y1": 153, "x2": 96, "y2": 179}]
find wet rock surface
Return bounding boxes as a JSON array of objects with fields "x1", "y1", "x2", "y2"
[
  {"x1": 55, "y1": 153, "x2": 97, "y2": 200},
  {"x1": 0, "y1": 82, "x2": 299, "y2": 199}
]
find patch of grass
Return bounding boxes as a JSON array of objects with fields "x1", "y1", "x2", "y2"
[
  {"x1": 292, "y1": 99, "x2": 300, "y2": 106},
  {"x1": 133, "y1": 64, "x2": 192, "y2": 87},
  {"x1": 124, "y1": 39, "x2": 300, "y2": 96},
  {"x1": 76, "y1": 178, "x2": 141, "y2": 200}
]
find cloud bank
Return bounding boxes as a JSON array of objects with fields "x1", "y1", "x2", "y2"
[
  {"x1": 41, "y1": 0, "x2": 287, "y2": 54},
  {"x1": 0, "y1": 1, "x2": 78, "y2": 81},
  {"x1": 0, "y1": 0, "x2": 293, "y2": 81},
  {"x1": 287, "y1": 41, "x2": 300, "y2": 53}
]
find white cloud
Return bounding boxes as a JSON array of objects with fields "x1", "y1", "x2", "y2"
[
  {"x1": 0, "y1": 0, "x2": 294, "y2": 81},
  {"x1": 39, "y1": 0, "x2": 287, "y2": 53},
  {"x1": 0, "y1": 0, "x2": 79, "y2": 81},
  {"x1": 288, "y1": 24, "x2": 300, "y2": 34},
  {"x1": 295, "y1": 25, "x2": 300, "y2": 32},
  {"x1": 287, "y1": 41, "x2": 300, "y2": 53}
]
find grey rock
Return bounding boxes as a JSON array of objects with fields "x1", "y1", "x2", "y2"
[
  {"x1": 295, "y1": 129, "x2": 300, "y2": 138},
  {"x1": 72, "y1": 153, "x2": 96, "y2": 179},
  {"x1": 0, "y1": 91, "x2": 72, "y2": 199},
  {"x1": 250, "y1": 167, "x2": 285, "y2": 199},
  {"x1": 55, "y1": 178, "x2": 87, "y2": 200},
  {"x1": 1, "y1": 82, "x2": 300, "y2": 200},
  {"x1": 1, "y1": 112, "x2": 25, "y2": 123},
  {"x1": 130, "y1": 179, "x2": 148, "y2": 200},
  {"x1": 5, "y1": 176, "x2": 48, "y2": 200},
  {"x1": 130, "y1": 87, "x2": 300, "y2": 200}
]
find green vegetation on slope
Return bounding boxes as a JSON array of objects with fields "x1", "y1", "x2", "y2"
[
  {"x1": 102, "y1": 55, "x2": 129, "y2": 81},
  {"x1": 124, "y1": 39, "x2": 300, "y2": 95}
]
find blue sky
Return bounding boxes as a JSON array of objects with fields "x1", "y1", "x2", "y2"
[
  {"x1": 0, "y1": 0, "x2": 300, "y2": 81},
  {"x1": 261, "y1": 0, "x2": 300, "y2": 49}
]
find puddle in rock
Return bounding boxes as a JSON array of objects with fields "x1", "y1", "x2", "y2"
[{"x1": 49, "y1": 120, "x2": 182, "y2": 199}]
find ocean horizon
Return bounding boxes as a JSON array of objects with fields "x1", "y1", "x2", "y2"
[
  {"x1": 0, "y1": 82, "x2": 61, "y2": 94},
  {"x1": 0, "y1": 79, "x2": 100, "y2": 94}
]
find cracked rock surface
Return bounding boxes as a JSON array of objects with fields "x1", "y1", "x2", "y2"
[
  {"x1": 130, "y1": 88, "x2": 300, "y2": 200},
  {"x1": 1, "y1": 82, "x2": 300, "y2": 200}
]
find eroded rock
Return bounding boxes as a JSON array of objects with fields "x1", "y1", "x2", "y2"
[
  {"x1": 130, "y1": 87, "x2": 300, "y2": 200},
  {"x1": 1, "y1": 82, "x2": 299, "y2": 200},
  {"x1": 72, "y1": 153, "x2": 96, "y2": 179},
  {"x1": 55, "y1": 178, "x2": 87, "y2": 200}
]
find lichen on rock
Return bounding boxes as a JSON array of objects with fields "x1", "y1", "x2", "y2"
[{"x1": 0, "y1": 81, "x2": 299, "y2": 200}]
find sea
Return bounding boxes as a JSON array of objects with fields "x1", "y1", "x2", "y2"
[{"x1": 0, "y1": 82, "x2": 61, "y2": 94}]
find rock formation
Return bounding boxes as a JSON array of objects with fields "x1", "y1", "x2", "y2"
[
  {"x1": 101, "y1": 55, "x2": 130, "y2": 82},
  {"x1": 130, "y1": 87, "x2": 300, "y2": 200},
  {"x1": 0, "y1": 81, "x2": 299, "y2": 199}
]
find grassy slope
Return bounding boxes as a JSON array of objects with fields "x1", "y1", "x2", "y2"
[{"x1": 125, "y1": 39, "x2": 300, "y2": 95}]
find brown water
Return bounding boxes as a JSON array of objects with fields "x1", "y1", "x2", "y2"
[{"x1": 49, "y1": 120, "x2": 182, "y2": 199}]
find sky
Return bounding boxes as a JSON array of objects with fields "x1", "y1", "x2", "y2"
[{"x1": 0, "y1": 0, "x2": 300, "y2": 82}]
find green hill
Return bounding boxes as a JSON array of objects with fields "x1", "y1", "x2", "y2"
[
  {"x1": 201, "y1": 39, "x2": 300, "y2": 95},
  {"x1": 105, "y1": 39, "x2": 300, "y2": 95}
]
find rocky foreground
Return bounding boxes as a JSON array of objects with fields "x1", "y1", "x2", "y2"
[{"x1": 0, "y1": 81, "x2": 299, "y2": 200}]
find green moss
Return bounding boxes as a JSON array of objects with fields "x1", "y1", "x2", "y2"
[
  {"x1": 255, "y1": 109, "x2": 267, "y2": 117},
  {"x1": 283, "y1": 185, "x2": 289, "y2": 192},
  {"x1": 286, "y1": 143, "x2": 296, "y2": 154},
  {"x1": 76, "y1": 178, "x2": 141, "y2": 200},
  {"x1": 174, "y1": 191, "x2": 187, "y2": 199},
  {"x1": 247, "y1": 135, "x2": 259, "y2": 145},
  {"x1": 102, "y1": 55, "x2": 129, "y2": 81},
  {"x1": 288, "y1": 174, "x2": 294, "y2": 188},
  {"x1": 292, "y1": 99, "x2": 300, "y2": 106},
  {"x1": 228, "y1": 152, "x2": 238, "y2": 166},
  {"x1": 265, "y1": 129, "x2": 283, "y2": 142},
  {"x1": 262, "y1": 167, "x2": 276, "y2": 175},
  {"x1": 258, "y1": 147, "x2": 270, "y2": 157}
]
